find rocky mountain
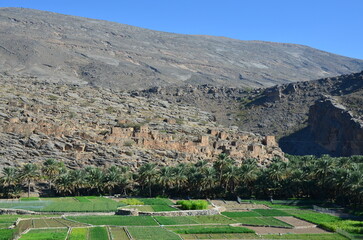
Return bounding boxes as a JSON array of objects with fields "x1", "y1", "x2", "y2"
[
  {"x1": 138, "y1": 71, "x2": 363, "y2": 156},
  {"x1": 1, "y1": 8, "x2": 363, "y2": 90},
  {"x1": 0, "y1": 74, "x2": 285, "y2": 170}
]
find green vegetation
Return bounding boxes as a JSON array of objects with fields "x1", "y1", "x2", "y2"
[
  {"x1": 0, "y1": 229, "x2": 14, "y2": 240},
  {"x1": 67, "y1": 215, "x2": 158, "y2": 226},
  {"x1": 0, "y1": 154, "x2": 362, "y2": 211},
  {"x1": 68, "y1": 228, "x2": 88, "y2": 240},
  {"x1": 252, "y1": 209, "x2": 292, "y2": 216},
  {"x1": 19, "y1": 228, "x2": 68, "y2": 240},
  {"x1": 188, "y1": 215, "x2": 236, "y2": 224},
  {"x1": 154, "y1": 216, "x2": 199, "y2": 225},
  {"x1": 177, "y1": 200, "x2": 208, "y2": 210},
  {"x1": 294, "y1": 212, "x2": 363, "y2": 234},
  {"x1": 222, "y1": 211, "x2": 260, "y2": 218},
  {"x1": 109, "y1": 227, "x2": 129, "y2": 240},
  {"x1": 167, "y1": 225, "x2": 255, "y2": 234},
  {"x1": 181, "y1": 233, "x2": 348, "y2": 239},
  {"x1": 89, "y1": 227, "x2": 109, "y2": 240},
  {"x1": 127, "y1": 226, "x2": 180, "y2": 240},
  {"x1": 120, "y1": 198, "x2": 144, "y2": 205},
  {"x1": 151, "y1": 205, "x2": 176, "y2": 211}
]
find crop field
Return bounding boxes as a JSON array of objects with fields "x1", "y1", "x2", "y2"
[
  {"x1": 0, "y1": 229, "x2": 14, "y2": 240},
  {"x1": 127, "y1": 226, "x2": 181, "y2": 240},
  {"x1": 89, "y1": 227, "x2": 109, "y2": 240},
  {"x1": 68, "y1": 228, "x2": 89, "y2": 240},
  {"x1": 188, "y1": 215, "x2": 236, "y2": 224},
  {"x1": 154, "y1": 216, "x2": 199, "y2": 225},
  {"x1": 123, "y1": 204, "x2": 176, "y2": 212},
  {"x1": 136, "y1": 198, "x2": 174, "y2": 205},
  {"x1": 0, "y1": 197, "x2": 125, "y2": 212},
  {"x1": 252, "y1": 209, "x2": 293, "y2": 216},
  {"x1": 67, "y1": 215, "x2": 158, "y2": 226},
  {"x1": 19, "y1": 228, "x2": 68, "y2": 240},
  {"x1": 109, "y1": 227, "x2": 130, "y2": 240},
  {"x1": 180, "y1": 233, "x2": 348, "y2": 239},
  {"x1": 166, "y1": 225, "x2": 255, "y2": 234}
]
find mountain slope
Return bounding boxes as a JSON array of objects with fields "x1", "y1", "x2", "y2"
[{"x1": 0, "y1": 7, "x2": 363, "y2": 90}]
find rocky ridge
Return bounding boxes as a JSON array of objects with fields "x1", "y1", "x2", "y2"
[
  {"x1": 0, "y1": 75, "x2": 284, "y2": 169},
  {"x1": 0, "y1": 8, "x2": 363, "y2": 90}
]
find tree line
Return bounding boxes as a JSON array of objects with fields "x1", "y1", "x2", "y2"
[{"x1": 0, "y1": 154, "x2": 362, "y2": 208}]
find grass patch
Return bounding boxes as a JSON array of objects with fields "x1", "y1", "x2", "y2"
[
  {"x1": 189, "y1": 215, "x2": 236, "y2": 224},
  {"x1": 167, "y1": 225, "x2": 255, "y2": 234},
  {"x1": 252, "y1": 209, "x2": 292, "y2": 216},
  {"x1": 67, "y1": 215, "x2": 158, "y2": 226},
  {"x1": 180, "y1": 233, "x2": 347, "y2": 239},
  {"x1": 20, "y1": 197, "x2": 40, "y2": 201},
  {"x1": 89, "y1": 227, "x2": 109, "y2": 240},
  {"x1": 222, "y1": 211, "x2": 260, "y2": 218},
  {"x1": 109, "y1": 227, "x2": 129, "y2": 240},
  {"x1": 19, "y1": 228, "x2": 68, "y2": 240},
  {"x1": 177, "y1": 200, "x2": 208, "y2": 210},
  {"x1": 68, "y1": 228, "x2": 88, "y2": 240},
  {"x1": 120, "y1": 198, "x2": 144, "y2": 205},
  {"x1": 137, "y1": 198, "x2": 173, "y2": 205},
  {"x1": 293, "y1": 212, "x2": 363, "y2": 234},
  {"x1": 154, "y1": 216, "x2": 198, "y2": 225},
  {"x1": 151, "y1": 205, "x2": 176, "y2": 212},
  {"x1": 128, "y1": 226, "x2": 180, "y2": 240},
  {"x1": 123, "y1": 205, "x2": 154, "y2": 212},
  {"x1": 0, "y1": 229, "x2": 15, "y2": 240}
]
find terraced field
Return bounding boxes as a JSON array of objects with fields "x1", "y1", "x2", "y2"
[{"x1": 0, "y1": 197, "x2": 359, "y2": 240}]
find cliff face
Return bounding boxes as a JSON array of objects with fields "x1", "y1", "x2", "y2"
[{"x1": 308, "y1": 97, "x2": 363, "y2": 156}]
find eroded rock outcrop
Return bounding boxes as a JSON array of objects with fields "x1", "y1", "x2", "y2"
[{"x1": 308, "y1": 96, "x2": 363, "y2": 156}]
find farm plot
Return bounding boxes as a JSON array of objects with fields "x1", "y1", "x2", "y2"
[
  {"x1": 154, "y1": 216, "x2": 199, "y2": 225},
  {"x1": 230, "y1": 217, "x2": 293, "y2": 228},
  {"x1": 222, "y1": 211, "x2": 260, "y2": 218},
  {"x1": 68, "y1": 228, "x2": 89, "y2": 240},
  {"x1": 211, "y1": 200, "x2": 269, "y2": 211},
  {"x1": 252, "y1": 209, "x2": 292, "y2": 216},
  {"x1": 180, "y1": 233, "x2": 347, "y2": 239},
  {"x1": 0, "y1": 215, "x2": 20, "y2": 228},
  {"x1": 19, "y1": 228, "x2": 68, "y2": 240},
  {"x1": 89, "y1": 227, "x2": 109, "y2": 240},
  {"x1": 109, "y1": 227, "x2": 130, "y2": 240},
  {"x1": 188, "y1": 215, "x2": 237, "y2": 224},
  {"x1": 167, "y1": 225, "x2": 255, "y2": 234},
  {"x1": 136, "y1": 198, "x2": 174, "y2": 205},
  {"x1": 67, "y1": 215, "x2": 158, "y2": 226},
  {"x1": 127, "y1": 226, "x2": 181, "y2": 240},
  {"x1": 0, "y1": 229, "x2": 15, "y2": 240}
]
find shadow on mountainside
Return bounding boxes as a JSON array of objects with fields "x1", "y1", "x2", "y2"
[{"x1": 279, "y1": 126, "x2": 332, "y2": 156}]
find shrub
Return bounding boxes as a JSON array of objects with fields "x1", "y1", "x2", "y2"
[{"x1": 176, "y1": 200, "x2": 208, "y2": 210}]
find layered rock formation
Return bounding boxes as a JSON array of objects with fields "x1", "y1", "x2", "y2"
[
  {"x1": 0, "y1": 75, "x2": 284, "y2": 169},
  {"x1": 308, "y1": 97, "x2": 363, "y2": 156}
]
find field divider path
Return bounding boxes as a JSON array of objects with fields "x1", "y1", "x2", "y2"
[
  {"x1": 65, "y1": 227, "x2": 71, "y2": 240},
  {"x1": 107, "y1": 226, "x2": 113, "y2": 240},
  {"x1": 124, "y1": 227, "x2": 133, "y2": 240}
]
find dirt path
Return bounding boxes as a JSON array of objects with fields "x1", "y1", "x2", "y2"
[
  {"x1": 246, "y1": 225, "x2": 328, "y2": 234},
  {"x1": 274, "y1": 216, "x2": 316, "y2": 228}
]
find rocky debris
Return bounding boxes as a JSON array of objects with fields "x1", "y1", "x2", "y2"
[
  {"x1": 0, "y1": 8, "x2": 363, "y2": 90},
  {"x1": 0, "y1": 75, "x2": 285, "y2": 169},
  {"x1": 308, "y1": 96, "x2": 363, "y2": 156}
]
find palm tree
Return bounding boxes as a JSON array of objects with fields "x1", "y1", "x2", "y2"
[
  {"x1": 20, "y1": 164, "x2": 40, "y2": 198},
  {"x1": 1, "y1": 167, "x2": 19, "y2": 198},
  {"x1": 42, "y1": 159, "x2": 64, "y2": 190},
  {"x1": 55, "y1": 172, "x2": 74, "y2": 196},
  {"x1": 158, "y1": 166, "x2": 175, "y2": 196},
  {"x1": 85, "y1": 167, "x2": 105, "y2": 195},
  {"x1": 70, "y1": 169, "x2": 85, "y2": 196},
  {"x1": 222, "y1": 165, "x2": 240, "y2": 194},
  {"x1": 239, "y1": 161, "x2": 259, "y2": 196},
  {"x1": 138, "y1": 163, "x2": 158, "y2": 197},
  {"x1": 214, "y1": 153, "x2": 235, "y2": 187},
  {"x1": 104, "y1": 166, "x2": 121, "y2": 195},
  {"x1": 173, "y1": 164, "x2": 188, "y2": 193}
]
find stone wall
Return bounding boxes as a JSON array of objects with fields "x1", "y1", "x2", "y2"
[{"x1": 0, "y1": 208, "x2": 39, "y2": 215}]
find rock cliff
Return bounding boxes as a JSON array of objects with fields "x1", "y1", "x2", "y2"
[{"x1": 308, "y1": 97, "x2": 363, "y2": 156}]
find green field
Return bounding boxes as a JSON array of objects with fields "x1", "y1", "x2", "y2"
[
  {"x1": 127, "y1": 226, "x2": 181, "y2": 240},
  {"x1": 154, "y1": 215, "x2": 235, "y2": 225},
  {"x1": 89, "y1": 227, "x2": 109, "y2": 240},
  {"x1": 0, "y1": 229, "x2": 15, "y2": 240},
  {"x1": 123, "y1": 204, "x2": 176, "y2": 212},
  {"x1": 136, "y1": 198, "x2": 174, "y2": 205},
  {"x1": 0, "y1": 197, "x2": 125, "y2": 212},
  {"x1": 222, "y1": 211, "x2": 261, "y2": 218},
  {"x1": 68, "y1": 228, "x2": 89, "y2": 240},
  {"x1": 154, "y1": 216, "x2": 199, "y2": 225},
  {"x1": 167, "y1": 225, "x2": 255, "y2": 234},
  {"x1": 67, "y1": 215, "x2": 158, "y2": 226},
  {"x1": 180, "y1": 233, "x2": 348, "y2": 239},
  {"x1": 109, "y1": 227, "x2": 130, "y2": 240},
  {"x1": 19, "y1": 228, "x2": 68, "y2": 240},
  {"x1": 252, "y1": 209, "x2": 292, "y2": 216}
]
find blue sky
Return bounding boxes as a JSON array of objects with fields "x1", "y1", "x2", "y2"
[{"x1": 1, "y1": 0, "x2": 363, "y2": 59}]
